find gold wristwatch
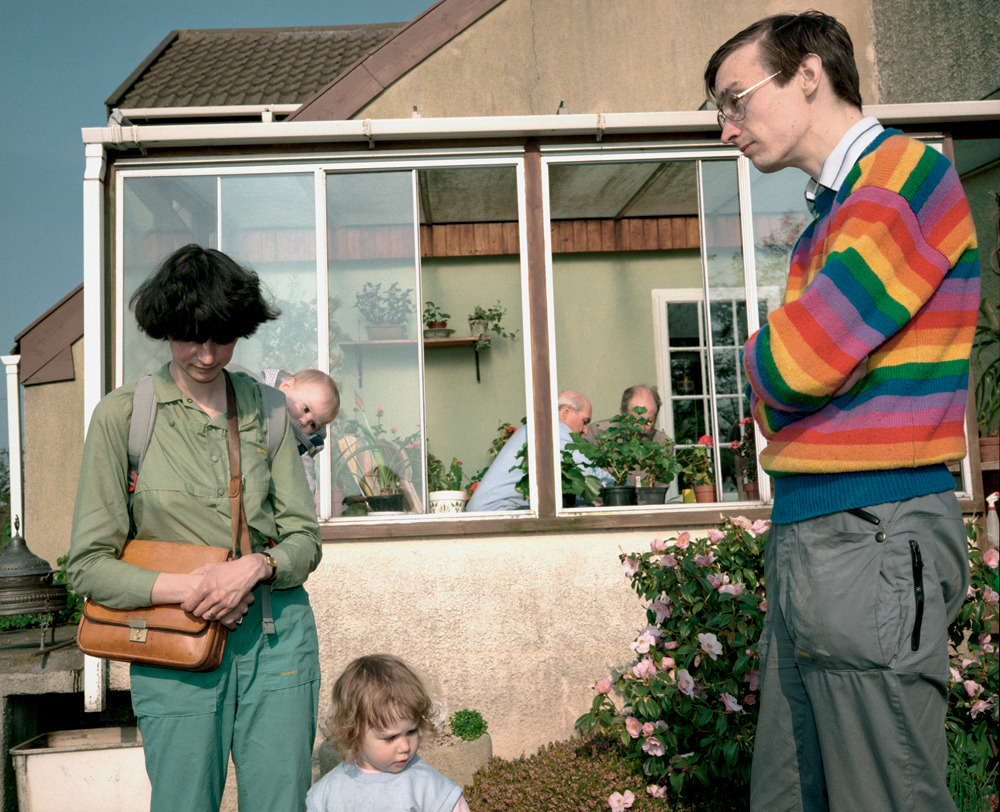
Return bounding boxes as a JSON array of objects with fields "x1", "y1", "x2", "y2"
[{"x1": 260, "y1": 552, "x2": 278, "y2": 585}]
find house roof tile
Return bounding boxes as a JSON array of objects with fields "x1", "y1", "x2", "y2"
[{"x1": 106, "y1": 24, "x2": 403, "y2": 113}]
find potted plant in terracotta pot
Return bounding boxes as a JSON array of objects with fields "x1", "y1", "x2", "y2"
[
  {"x1": 354, "y1": 281, "x2": 414, "y2": 340},
  {"x1": 678, "y1": 435, "x2": 715, "y2": 502},
  {"x1": 468, "y1": 300, "x2": 518, "y2": 350},
  {"x1": 729, "y1": 417, "x2": 760, "y2": 500},
  {"x1": 427, "y1": 453, "x2": 467, "y2": 513},
  {"x1": 423, "y1": 301, "x2": 453, "y2": 338}
]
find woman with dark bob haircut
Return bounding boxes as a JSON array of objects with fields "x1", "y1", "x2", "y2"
[{"x1": 68, "y1": 244, "x2": 323, "y2": 812}]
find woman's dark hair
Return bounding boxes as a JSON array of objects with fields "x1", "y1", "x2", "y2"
[
  {"x1": 130, "y1": 244, "x2": 280, "y2": 344},
  {"x1": 704, "y1": 11, "x2": 862, "y2": 110}
]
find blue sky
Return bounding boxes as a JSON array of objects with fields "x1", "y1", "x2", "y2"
[{"x1": 0, "y1": 0, "x2": 432, "y2": 451}]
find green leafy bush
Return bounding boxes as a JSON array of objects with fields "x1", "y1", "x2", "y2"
[
  {"x1": 577, "y1": 517, "x2": 767, "y2": 798},
  {"x1": 576, "y1": 516, "x2": 999, "y2": 807},
  {"x1": 449, "y1": 709, "x2": 488, "y2": 742},
  {"x1": 945, "y1": 524, "x2": 998, "y2": 810}
]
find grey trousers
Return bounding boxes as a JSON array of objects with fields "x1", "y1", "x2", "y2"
[{"x1": 750, "y1": 491, "x2": 969, "y2": 812}]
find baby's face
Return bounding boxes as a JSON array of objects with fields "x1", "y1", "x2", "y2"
[
  {"x1": 280, "y1": 379, "x2": 333, "y2": 435},
  {"x1": 357, "y1": 716, "x2": 420, "y2": 773}
]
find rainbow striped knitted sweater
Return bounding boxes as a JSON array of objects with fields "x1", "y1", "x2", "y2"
[{"x1": 743, "y1": 130, "x2": 979, "y2": 523}]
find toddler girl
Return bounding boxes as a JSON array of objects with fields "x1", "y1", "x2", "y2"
[{"x1": 306, "y1": 654, "x2": 471, "y2": 812}]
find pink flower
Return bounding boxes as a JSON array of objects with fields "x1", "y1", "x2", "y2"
[
  {"x1": 729, "y1": 440, "x2": 741, "y2": 451},
  {"x1": 964, "y1": 680, "x2": 983, "y2": 698},
  {"x1": 650, "y1": 599, "x2": 672, "y2": 623},
  {"x1": 675, "y1": 531, "x2": 691, "y2": 550},
  {"x1": 731, "y1": 515, "x2": 752, "y2": 532},
  {"x1": 354, "y1": 393, "x2": 365, "y2": 410},
  {"x1": 662, "y1": 640, "x2": 679, "y2": 650},
  {"x1": 984, "y1": 548, "x2": 999, "y2": 569},
  {"x1": 745, "y1": 668, "x2": 761, "y2": 691},
  {"x1": 707, "y1": 573, "x2": 726, "y2": 590},
  {"x1": 660, "y1": 553, "x2": 678, "y2": 569},
  {"x1": 608, "y1": 790, "x2": 635, "y2": 812},
  {"x1": 743, "y1": 694, "x2": 757, "y2": 706},
  {"x1": 694, "y1": 552, "x2": 717, "y2": 566},
  {"x1": 949, "y1": 667, "x2": 962, "y2": 683},
  {"x1": 760, "y1": 597, "x2": 768, "y2": 612},
  {"x1": 677, "y1": 669, "x2": 695, "y2": 697},
  {"x1": 698, "y1": 435, "x2": 714, "y2": 447},
  {"x1": 720, "y1": 582, "x2": 746, "y2": 597},
  {"x1": 641, "y1": 722, "x2": 656, "y2": 737},
  {"x1": 376, "y1": 407, "x2": 384, "y2": 417},
  {"x1": 740, "y1": 417, "x2": 753, "y2": 427},
  {"x1": 750, "y1": 519, "x2": 770, "y2": 537},
  {"x1": 632, "y1": 631, "x2": 657, "y2": 654},
  {"x1": 970, "y1": 697, "x2": 995, "y2": 718},
  {"x1": 642, "y1": 737, "x2": 666, "y2": 757},
  {"x1": 721, "y1": 692, "x2": 744, "y2": 713},
  {"x1": 708, "y1": 528, "x2": 725, "y2": 543},
  {"x1": 650, "y1": 537, "x2": 667, "y2": 553},
  {"x1": 984, "y1": 586, "x2": 1000, "y2": 610},
  {"x1": 632, "y1": 657, "x2": 657, "y2": 678},
  {"x1": 622, "y1": 557, "x2": 639, "y2": 578},
  {"x1": 660, "y1": 656, "x2": 675, "y2": 670},
  {"x1": 595, "y1": 678, "x2": 612, "y2": 695},
  {"x1": 699, "y1": 632, "x2": 723, "y2": 660},
  {"x1": 647, "y1": 785, "x2": 667, "y2": 799},
  {"x1": 625, "y1": 716, "x2": 642, "y2": 738}
]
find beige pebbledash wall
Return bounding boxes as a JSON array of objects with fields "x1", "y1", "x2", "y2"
[
  {"x1": 359, "y1": 0, "x2": 878, "y2": 119},
  {"x1": 309, "y1": 527, "x2": 667, "y2": 759}
]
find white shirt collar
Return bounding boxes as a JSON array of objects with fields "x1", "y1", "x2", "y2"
[{"x1": 805, "y1": 115, "x2": 884, "y2": 208}]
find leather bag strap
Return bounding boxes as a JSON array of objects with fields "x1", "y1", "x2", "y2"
[{"x1": 225, "y1": 373, "x2": 252, "y2": 558}]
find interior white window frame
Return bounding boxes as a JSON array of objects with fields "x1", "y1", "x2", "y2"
[{"x1": 112, "y1": 149, "x2": 531, "y2": 521}]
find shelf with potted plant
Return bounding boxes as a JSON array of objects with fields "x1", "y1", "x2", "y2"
[
  {"x1": 343, "y1": 289, "x2": 492, "y2": 383},
  {"x1": 468, "y1": 300, "x2": 518, "y2": 351}
]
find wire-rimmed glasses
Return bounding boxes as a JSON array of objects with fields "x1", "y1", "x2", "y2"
[{"x1": 716, "y1": 71, "x2": 781, "y2": 129}]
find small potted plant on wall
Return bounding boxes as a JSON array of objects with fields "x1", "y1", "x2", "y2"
[
  {"x1": 423, "y1": 301, "x2": 453, "y2": 338},
  {"x1": 354, "y1": 281, "x2": 414, "y2": 340},
  {"x1": 468, "y1": 300, "x2": 518, "y2": 350},
  {"x1": 427, "y1": 452, "x2": 467, "y2": 513}
]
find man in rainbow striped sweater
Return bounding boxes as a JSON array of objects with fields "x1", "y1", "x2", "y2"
[{"x1": 706, "y1": 12, "x2": 979, "y2": 812}]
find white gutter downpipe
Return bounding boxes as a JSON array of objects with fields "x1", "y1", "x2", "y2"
[
  {"x1": 2, "y1": 355, "x2": 23, "y2": 531},
  {"x1": 82, "y1": 142, "x2": 108, "y2": 713}
]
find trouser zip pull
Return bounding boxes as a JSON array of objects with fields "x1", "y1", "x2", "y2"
[{"x1": 908, "y1": 539, "x2": 924, "y2": 651}]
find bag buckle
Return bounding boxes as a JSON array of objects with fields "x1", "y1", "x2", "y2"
[{"x1": 129, "y1": 618, "x2": 148, "y2": 643}]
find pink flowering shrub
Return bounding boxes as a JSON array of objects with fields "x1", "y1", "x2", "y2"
[
  {"x1": 945, "y1": 525, "x2": 999, "y2": 802},
  {"x1": 576, "y1": 516, "x2": 768, "y2": 796},
  {"x1": 577, "y1": 516, "x2": 999, "y2": 806}
]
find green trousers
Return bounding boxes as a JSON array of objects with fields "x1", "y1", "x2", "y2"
[
  {"x1": 131, "y1": 585, "x2": 320, "y2": 812},
  {"x1": 750, "y1": 492, "x2": 968, "y2": 812}
]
